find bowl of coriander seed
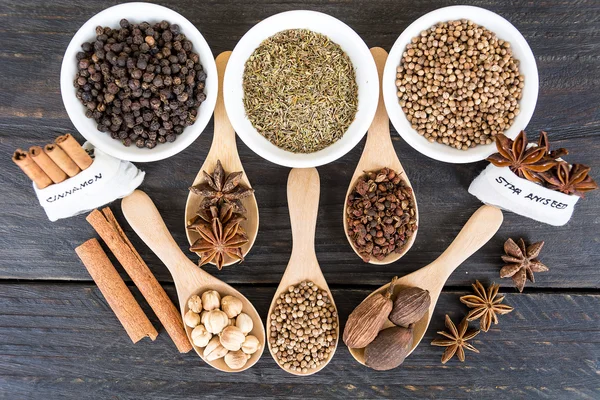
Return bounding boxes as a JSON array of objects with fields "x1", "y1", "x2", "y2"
[
  {"x1": 383, "y1": 5, "x2": 538, "y2": 163},
  {"x1": 224, "y1": 10, "x2": 379, "y2": 168}
]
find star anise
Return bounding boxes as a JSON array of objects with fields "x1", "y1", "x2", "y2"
[
  {"x1": 188, "y1": 203, "x2": 248, "y2": 270},
  {"x1": 460, "y1": 280, "x2": 514, "y2": 332},
  {"x1": 431, "y1": 315, "x2": 480, "y2": 364},
  {"x1": 537, "y1": 131, "x2": 568, "y2": 159},
  {"x1": 189, "y1": 160, "x2": 254, "y2": 213},
  {"x1": 486, "y1": 131, "x2": 557, "y2": 184},
  {"x1": 500, "y1": 238, "x2": 548, "y2": 292},
  {"x1": 540, "y1": 162, "x2": 598, "y2": 198}
]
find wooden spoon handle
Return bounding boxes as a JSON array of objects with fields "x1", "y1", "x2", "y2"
[
  {"x1": 287, "y1": 168, "x2": 320, "y2": 257},
  {"x1": 367, "y1": 47, "x2": 391, "y2": 146},
  {"x1": 428, "y1": 205, "x2": 503, "y2": 280},
  {"x1": 122, "y1": 190, "x2": 205, "y2": 280},
  {"x1": 207, "y1": 51, "x2": 237, "y2": 162}
]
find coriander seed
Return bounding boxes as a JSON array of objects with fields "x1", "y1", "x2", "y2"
[
  {"x1": 268, "y1": 280, "x2": 338, "y2": 373},
  {"x1": 395, "y1": 19, "x2": 524, "y2": 150}
]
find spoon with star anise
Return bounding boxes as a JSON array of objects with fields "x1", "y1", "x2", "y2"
[
  {"x1": 185, "y1": 51, "x2": 259, "y2": 268},
  {"x1": 343, "y1": 48, "x2": 419, "y2": 265}
]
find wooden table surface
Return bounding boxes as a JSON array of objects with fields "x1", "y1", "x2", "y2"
[{"x1": 1, "y1": 0, "x2": 599, "y2": 399}]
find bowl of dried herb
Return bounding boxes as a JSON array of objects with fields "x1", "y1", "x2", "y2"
[
  {"x1": 60, "y1": 2, "x2": 218, "y2": 162},
  {"x1": 224, "y1": 10, "x2": 379, "y2": 168},
  {"x1": 382, "y1": 5, "x2": 539, "y2": 163}
]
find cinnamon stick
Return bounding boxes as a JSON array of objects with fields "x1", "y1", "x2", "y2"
[
  {"x1": 29, "y1": 146, "x2": 68, "y2": 184},
  {"x1": 87, "y1": 208, "x2": 192, "y2": 353},
  {"x1": 44, "y1": 143, "x2": 81, "y2": 177},
  {"x1": 75, "y1": 239, "x2": 158, "y2": 343},
  {"x1": 55, "y1": 134, "x2": 93, "y2": 170},
  {"x1": 12, "y1": 149, "x2": 53, "y2": 189}
]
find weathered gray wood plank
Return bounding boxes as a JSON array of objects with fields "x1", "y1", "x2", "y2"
[
  {"x1": 0, "y1": 0, "x2": 599, "y2": 287},
  {"x1": 0, "y1": 284, "x2": 598, "y2": 399}
]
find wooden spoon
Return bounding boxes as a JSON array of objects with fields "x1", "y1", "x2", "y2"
[
  {"x1": 122, "y1": 190, "x2": 265, "y2": 372},
  {"x1": 348, "y1": 205, "x2": 503, "y2": 366},
  {"x1": 185, "y1": 51, "x2": 259, "y2": 268},
  {"x1": 343, "y1": 47, "x2": 419, "y2": 265},
  {"x1": 266, "y1": 168, "x2": 339, "y2": 376}
]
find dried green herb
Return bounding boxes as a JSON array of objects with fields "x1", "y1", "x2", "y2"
[{"x1": 243, "y1": 29, "x2": 358, "y2": 153}]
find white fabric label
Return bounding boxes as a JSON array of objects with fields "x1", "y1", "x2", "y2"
[
  {"x1": 468, "y1": 164, "x2": 579, "y2": 226},
  {"x1": 33, "y1": 143, "x2": 145, "y2": 221}
]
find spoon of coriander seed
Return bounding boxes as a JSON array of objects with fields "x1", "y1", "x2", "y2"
[
  {"x1": 266, "y1": 168, "x2": 339, "y2": 376},
  {"x1": 185, "y1": 51, "x2": 259, "y2": 269},
  {"x1": 343, "y1": 47, "x2": 419, "y2": 265}
]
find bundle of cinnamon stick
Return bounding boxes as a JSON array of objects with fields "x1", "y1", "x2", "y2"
[
  {"x1": 12, "y1": 134, "x2": 93, "y2": 189},
  {"x1": 76, "y1": 207, "x2": 192, "y2": 352}
]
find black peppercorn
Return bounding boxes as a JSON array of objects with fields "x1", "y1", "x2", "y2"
[
  {"x1": 142, "y1": 72, "x2": 154, "y2": 83},
  {"x1": 137, "y1": 57, "x2": 147, "y2": 70},
  {"x1": 74, "y1": 19, "x2": 207, "y2": 148}
]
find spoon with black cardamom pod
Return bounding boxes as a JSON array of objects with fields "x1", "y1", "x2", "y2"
[
  {"x1": 122, "y1": 190, "x2": 265, "y2": 372},
  {"x1": 185, "y1": 51, "x2": 259, "y2": 268},
  {"x1": 343, "y1": 47, "x2": 418, "y2": 265},
  {"x1": 348, "y1": 205, "x2": 503, "y2": 366},
  {"x1": 266, "y1": 168, "x2": 339, "y2": 376}
]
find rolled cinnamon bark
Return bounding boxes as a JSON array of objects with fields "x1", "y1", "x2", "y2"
[
  {"x1": 87, "y1": 208, "x2": 193, "y2": 353},
  {"x1": 55, "y1": 134, "x2": 93, "y2": 170},
  {"x1": 44, "y1": 143, "x2": 81, "y2": 177},
  {"x1": 75, "y1": 238, "x2": 158, "y2": 343},
  {"x1": 29, "y1": 146, "x2": 68, "y2": 184},
  {"x1": 12, "y1": 149, "x2": 53, "y2": 189}
]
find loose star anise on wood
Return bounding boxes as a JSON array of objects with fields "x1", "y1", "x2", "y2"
[
  {"x1": 541, "y1": 162, "x2": 598, "y2": 198},
  {"x1": 431, "y1": 315, "x2": 480, "y2": 364},
  {"x1": 500, "y1": 238, "x2": 548, "y2": 292},
  {"x1": 189, "y1": 160, "x2": 254, "y2": 213},
  {"x1": 460, "y1": 280, "x2": 514, "y2": 332},
  {"x1": 486, "y1": 131, "x2": 557, "y2": 184},
  {"x1": 188, "y1": 203, "x2": 248, "y2": 270}
]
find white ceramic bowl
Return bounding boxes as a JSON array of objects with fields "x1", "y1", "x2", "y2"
[
  {"x1": 60, "y1": 2, "x2": 217, "y2": 162},
  {"x1": 224, "y1": 10, "x2": 379, "y2": 168},
  {"x1": 383, "y1": 5, "x2": 539, "y2": 163}
]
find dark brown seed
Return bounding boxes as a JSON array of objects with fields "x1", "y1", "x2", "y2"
[
  {"x1": 346, "y1": 167, "x2": 417, "y2": 262},
  {"x1": 389, "y1": 287, "x2": 431, "y2": 327},
  {"x1": 344, "y1": 277, "x2": 397, "y2": 348},
  {"x1": 364, "y1": 326, "x2": 413, "y2": 371}
]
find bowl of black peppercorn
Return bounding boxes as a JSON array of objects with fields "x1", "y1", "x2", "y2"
[{"x1": 60, "y1": 2, "x2": 217, "y2": 162}]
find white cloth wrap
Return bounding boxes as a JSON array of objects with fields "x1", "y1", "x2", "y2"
[
  {"x1": 468, "y1": 164, "x2": 579, "y2": 226},
  {"x1": 33, "y1": 143, "x2": 145, "y2": 221}
]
